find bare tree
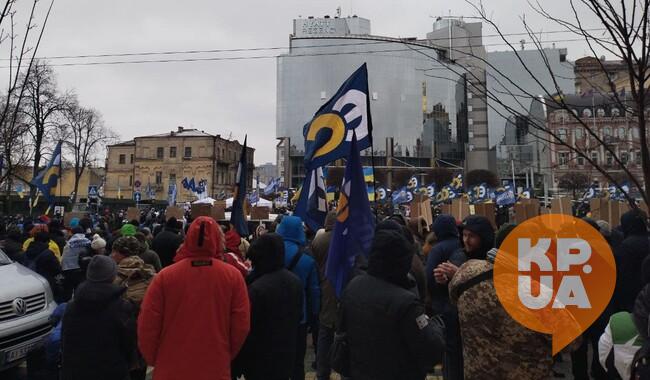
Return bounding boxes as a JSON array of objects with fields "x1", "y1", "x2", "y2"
[
  {"x1": 558, "y1": 171, "x2": 590, "y2": 199},
  {"x1": 59, "y1": 100, "x2": 117, "y2": 204}
]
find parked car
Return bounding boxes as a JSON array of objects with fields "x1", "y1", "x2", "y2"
[{"x1": 0, "y1": 249, "x2": 56, "y2": 371}]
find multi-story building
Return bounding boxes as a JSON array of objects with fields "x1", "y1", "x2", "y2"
[
  {"x1": 276, "y1": 15, "x2": 470, "y2": 188},
  {"x1": 105, "y1": 127, "x2": 254, "y2": 202},
  {"x1": 574, "y1": 56, "x2": 631, "y2": 94},
  {"x1": 546, "y1": 94, "x2": 642, "y2": 189},
  {"x1": 253, "y1": 162, "x2": 277, "y2": 185}
]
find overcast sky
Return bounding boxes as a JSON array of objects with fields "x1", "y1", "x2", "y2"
[{"x1": 6, "y1": 0, "x2": 603, "y2": 165}]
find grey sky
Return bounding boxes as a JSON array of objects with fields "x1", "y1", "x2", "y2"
[{"x1": 8, "y1": 0, "x2": 603, "y2": 165}]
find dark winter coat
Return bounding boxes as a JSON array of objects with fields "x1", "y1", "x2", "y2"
[
  {"x1": 151, "y1": 227, "x2": 183, "y2": 268},
  {"x1": 311, "y1": 212, "x2": 338, "y2": 328},
  {"x1": 614, "y1": 210, "x2": 649, "y2": 312},
  {"x1": 2, "y1": 237, "x2": 23, "y2": 263},
  {"x1": 449, "y1": 215, "x2": 496, "y2": 265},
  {"x1": 61, "y1": 282, "x2": 134, "y2": 380},
  {"x1": 236, "y1": 233, "x2": 303, "y2": 380},
  {"x1": 23, "y1": 241, "x2": 62, "y2": 297},
  {"x1": 341, "y1": 229, "x2": 445, "y2": 380},
  {"x1": 425, "y1": 214, "x2": 461, "y2": 314}
]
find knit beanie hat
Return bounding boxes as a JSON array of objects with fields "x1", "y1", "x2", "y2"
[
  {"x1": 86, "y1": 255, "x2": 117, "y2": 283},
  {"x1": 112, "y1": 236, "x2": 142, "y2": 257},
  {"x1": 120, "y1": 223, "x2": 137, "y2": 237},
  {"x1": 91, "y1": 234, "x2": 107, "y2": 250}
]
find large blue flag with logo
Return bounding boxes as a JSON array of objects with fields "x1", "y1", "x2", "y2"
[
  {"x1": 303, "y1": 63, "x2": 373, "y2": 171},
  {"x1": 31, "y1": 141, "x2": 62, "y2": 204},
  {"x1": 230, "y1": 136, "x2": 249, "y2": 236},
  {"x1": 326, "y1": 133, "x2": 375, "y2": 297},
  {"x1": 294, "y1": 166, "x2": 328, "y2": 231}
]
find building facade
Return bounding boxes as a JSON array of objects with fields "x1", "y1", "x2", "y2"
[
  {"x1": 105, "y1": 127, "x2": 254, "y2": 202},
  {"x1": 9, "y1": 166, "x2": 105, "y2": 201},
  {"x1": 546, "y1": 94, "x2": 643, "y2": 189},
  {"x1": 276, "y1": 15, "x2": 470, "y2": 188},
  {"x1": 253, "y1": 162, "x2": 277, "y2": 185}
]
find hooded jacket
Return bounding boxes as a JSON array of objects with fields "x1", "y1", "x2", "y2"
[
  {"x1": 234, "y1": 233, "x2": 303, "y2": 380},
  {"x1": 61, "y1": 233, "x2": 91, "y2": 271},
  {"x1": 223, "y1": 229, "x2": 251, "y2": 277},
  {"x1": 61, "y1": 282, "x2": 134, "y2": 380},
  {"x1": 341, "y1": 229, "x2": 445, "y2": 380},
  {"x1": 138, "y1": 216, "x2": 250, "y2": 380},
  {"x1": 614, "y1": 209, "x2": 649, "y2": 312},
  {"x1": 277, "y1": 215, "x2": 320, "y2": 324},
  {"x1": 449, "y1": 215, "x2": 495, "y2": 265},
  {"x1": 425, "y1": 214, "x2": 462, "y2": 314}
]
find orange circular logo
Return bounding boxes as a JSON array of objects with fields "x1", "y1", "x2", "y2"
[{"x1": 494, "y1": 214, "x2": 616, "y2": 354}]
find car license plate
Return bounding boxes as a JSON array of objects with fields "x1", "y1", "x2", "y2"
[{"x1": 5, "y1": 343, "x2": 37, "y2": 362}]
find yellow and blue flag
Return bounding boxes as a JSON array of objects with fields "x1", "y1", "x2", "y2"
[
  {"x1": 326, "y1": 133, "x2": 375, "y2": 296},
  {"x1": 230, "y1": 136, "x2": 249, "y2": 236},
  {"x1": 363, "y1": 167, "x2": 374, "y2": 183},
  {"x1": 31, "y1": 141, "x2": 62, "y2": 204},
  {"x1": 303, "y1": 63, "x2": 373, "y2": 171}
]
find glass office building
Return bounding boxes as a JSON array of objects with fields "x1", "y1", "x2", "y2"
[{"x1": 276, "y1": 16, "x2": 469, "y2": 187}]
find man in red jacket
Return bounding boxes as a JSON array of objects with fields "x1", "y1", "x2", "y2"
[{"x1": 137, "y1": 216, "x2": 250, "y2": 380}]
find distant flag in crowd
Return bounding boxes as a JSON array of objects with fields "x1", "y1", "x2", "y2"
[
  {"x1": 230, "y1": 135, "x2": 249, "y2": 237},
  {"x1": 450, "y1": 174, "x2": 463, "y2": 190},
  {"x1": 425, "y1": 184, "x2": 436, "y2": 199},
  {"x1": 326, "y1": 185, "x2": 337, "y2": 202},
  {"x1": 264, "y1": 177, "x2": 279, "y2": 196},
  {"x1": 495, "y1": 183, "x2": 517, "y2": 206},
  {"x1": 294, "y1": 166, "x2": 328, "y2": 231},
  {"x1": 582, "y1": 183, "x2": 598, "y2": 200},
  {"x1": 392, "y1": 187, "x2": 413, "y2": 204},
  {"x1": 16, "y1": 183, "x2": 25, "y2": 199},
  {"x1": 31, "y1": 141, "x2": 62, "y2": 205},
  {"x1": 367, "y1": 184, "x2": 375, "y2": 202},
  {"x1": 519, "y1": 188, "x2": 533, "y2": 200},
  {"x1": 407, "y1": 176, "x2": 419, "y2": 191},
  {"x1": 167, "y1": 183, "x2": 177, "y2": 206},
  {"x1": 303, "y1": 63, "x2": 373, "y2": 171},
  {"x1": 326, "y1": 133, "x2": 375, "y2": 297},
  {"x1": 376, "y1": 187, "x2": 388, "y2": 202},
  {"x1": 363, "y1": 167, "x2": 374, "y2": 183},
  {"x1": 249, "y1": 190, "x2": 260, "y2": 205}
]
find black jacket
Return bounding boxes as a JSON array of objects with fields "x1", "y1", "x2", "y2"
[
  {"x1": 342, "y1": 274, "x2": 444, "y2": 380},
  {"x1": 341, "y1": 229, "x2": 444, "y2": 380},
  {"x1": 3, "y1": 237, "x2": 23, "y2": 263},
  {"x1": 24, "y1": 241, "x2": 62, "y2": 295},
  {"x1": 634, "y1": 283, "x2": 650, "y2": 340},
  {"x1": 614, "y1": 210, "x2": 649, "y2": 312},
  {"x1": 235, "y1": 233, "x2": 303, "y2": 380},
  {"x1": 61, "y1": 282, "x2": 134, "y2": 380},
  {"x1": 151, "y1": 228, "x2": 183, "y2": 268}
]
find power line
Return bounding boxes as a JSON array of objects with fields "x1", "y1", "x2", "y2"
[
  {"x1": 0, "y1": 27, "x2": 605, "y2": 62},
  {"x1": 0, "y1": 37, "x2": 602, "y2": 69}
]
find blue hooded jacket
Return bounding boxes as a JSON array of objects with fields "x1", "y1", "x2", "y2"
[
  {"x1": 425, "y1": 214, "x2": 461, "y2": 314},
  {"x1": 277, "y1": 215, "x2": 320, "y2": 324}
]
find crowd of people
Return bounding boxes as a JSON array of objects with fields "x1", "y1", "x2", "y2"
[{"x1": 3, "y1": 206, "x2": 650, "y2": 380}]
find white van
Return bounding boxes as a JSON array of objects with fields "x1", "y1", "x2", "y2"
[{"x1": 0, "y1": 250, "x2": 57, "y2": 370}]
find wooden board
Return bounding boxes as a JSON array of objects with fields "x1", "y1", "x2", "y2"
[
  {"x1": 473, "y1": 203, "x2": 496, "y2": 229},
  {"x1": 165, "y1": 206, "x2": 184, "y2": 220},
  {"x1": 551, "y1": 197, "x2": 572, "y2": 215},
  {"x1": 250, "y1": 206, "x2": 270, "y2": 220},
  {"x1": 191, "y1": 204, "x2": 213, "y2": 219},
  {"x1": 514, "y1": 199, "x2": 540, "y2": 224},
  {"x1": 126, "y1": 207, "x2": 140, "y2": 222},
  {"x1": 212, "y1": 205, "x2": 226, "y2": 221}
]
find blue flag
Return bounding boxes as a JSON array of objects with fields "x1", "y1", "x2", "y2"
[
  {"x1": 249, "y1": 190, "x2": 260, "y2": 205},
  {"x1": 167, "y1": 183, "x2": 177, "y2": 206},
  {"x1": 391, "y1": 187, "x2": 413, "y2": 204},
  {"x1": 326, "y1": 133, "x2": 375, "y2": 297},
  {"x1": 303, "y1": 63, "x2": 373, "y2": 171},
  {"x1": 230, "y1": 136, "x2": 249, "y2": 236},
  {"x1": 495, "y1": 183, "x2": 517, "y2": 206},
  {"x1": 31, "y1": 141, "x2": 62, "y2": 204},
  {"x1": 263, "y1": 177, "x2": 278, "y2": 196},
  {"x1": 294, "y1": 166, "x2": 328, "y2": 231}
]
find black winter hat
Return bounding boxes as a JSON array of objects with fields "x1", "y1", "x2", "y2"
[
  {"x1": 460, "y1": 215, "x2": 495, "y2": 260},
  {"x1": 248, "y1": 233, "x2": 285, "y2": 276},
  {"x1": 368, "y1": 229, "x2": 413, "y2": 288},
  {"x1": 86, "y1": 255, "x2": 117, "y2": 283}
]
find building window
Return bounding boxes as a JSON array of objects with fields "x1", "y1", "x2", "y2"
[
  {"x1": 583, "y1": 108, "x2": 592, "y2": 118},
  {"x1": 156, "y1": 147, "x2": 164, "y2": 159},
  {"x1": 612, "y1": 108, "x2": 621, "y2": 117},
  {"x1": 155, "y1": 171, "x2": 162, "y2": 184},
  {"x1": 575, "y1": 128, "x2": 584, "y2": 139},
  {"x1": 184, "y1": 147, "x2": 192, "y2": 158},
  {"x1": 558, "y1": 152, "x2": 569, "y2": 166},
  {"x1": 591, "y1": 151, "x2": 599, "y2": 164},
  {"x1": 169, "y1": 173, "x2": 176, "y2": 184},
  {"x1": 621, "y1": 151, "x2": 629, "y2": 164},
  {"x1": 597, "y1": 108, "x2": 606, "y2": 117},
  {"x1": 603, "y1": 127, "x2": 611, "y2": 137},
  {"x1": 119, "y1": 154, "x2": 125, "y2": 164},
  {"x1": 606, "y1": 152, "x2": 613, "y2": 166},
  {"x1": 633, "y1": 128, "x2": 640, "y2": 139},
  {"x1": 577, "y1": 156, "x2": 584, "y2": 165},
  {"x1": 129, "y1": 175, "x2": 133, "y2": 186},
  {"x1": 170, "y1": 147, "x2": 177, "y2": 158},
  {"x1": 130, "y1": 154, "x2": 134, "y2": 164},
  {"x1": 618, "y1": 127, "x2": 626, "y2": 139},
  {"x1": 558, "y1": 129, "x2": 567, "y2": 141},
  {"x1": 637, "y1": 151, "x2": 642, "y2": 165}
]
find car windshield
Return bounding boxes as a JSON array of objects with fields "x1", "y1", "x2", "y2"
[{"x1": 0, "y1": 249, "x2": 12, "y2": 265}]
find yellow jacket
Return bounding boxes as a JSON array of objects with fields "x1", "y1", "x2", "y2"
[{"x1": 22, "y1": 238, "x2": 62, "y2": 262}]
